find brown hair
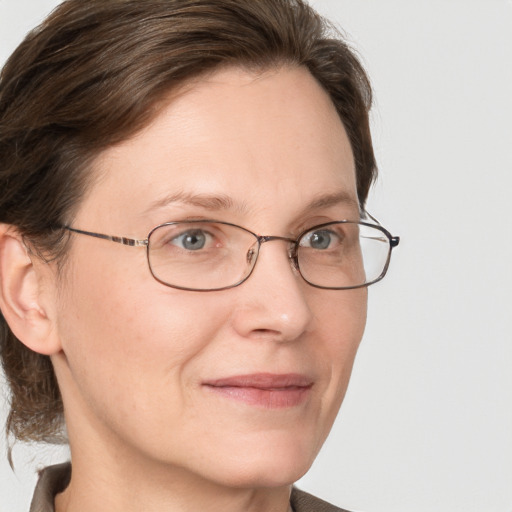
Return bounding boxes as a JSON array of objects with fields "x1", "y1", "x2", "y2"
[{"x1": 0, "y1": 0, "x2": 376, "y2": 445}]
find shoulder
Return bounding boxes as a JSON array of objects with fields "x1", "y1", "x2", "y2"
[
  {"x1": 29, "y1": 462, "x2": 71, "y2": 512},
  {"x1": 291, "y1": 487, "x2": 353, "y2": 512}
]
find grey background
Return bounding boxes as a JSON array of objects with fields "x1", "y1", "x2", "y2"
[{"x1": 1, "y1": 1, "x2": 511, "y2": 511}]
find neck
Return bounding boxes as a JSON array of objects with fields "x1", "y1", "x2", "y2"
[
  {"x1": 55, "y1": 426, "x2": 292, "y2": 512},
  {"x1": 55, "y1": 457, "x2": 292, "y2": 512}
]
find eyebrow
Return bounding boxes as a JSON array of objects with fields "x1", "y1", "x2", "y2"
[
  {"x1": 144, "y1": 191, "x2": 247, "y2": 215},
  {"x1": 302, "y1": 191, "x2": 360, "y2": 215},
  {"x1": 144, "y1": 190, "x2": 360, "y2": 218}
]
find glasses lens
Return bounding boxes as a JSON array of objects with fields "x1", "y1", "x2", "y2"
[
  {"x1": 297, "y1": 222, "x2": 391, "y2": 289},
  {"x1": 147, "y1": 222, "x2": 258, "y2": 291}
]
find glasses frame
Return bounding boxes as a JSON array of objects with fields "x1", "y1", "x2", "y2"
[{"x1": 63, "y1": 217, "x2": 400, "y2": 292}]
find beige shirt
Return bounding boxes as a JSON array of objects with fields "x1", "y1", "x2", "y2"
[{"x1": 29, "y1": 463, "x2": 350, "y2": 512}]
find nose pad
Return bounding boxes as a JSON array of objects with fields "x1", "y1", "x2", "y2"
[
  {"x1": 287, "y1": 245, "x2": 300, "y2": 273},
  {"x1": 247, "y1": 240, "x2": 300, "y2": 277},
  {"x1": 246, "y1": 246, "x2": 257, "y2": 266}
]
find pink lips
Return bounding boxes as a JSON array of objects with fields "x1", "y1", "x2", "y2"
[{"x1": 202, "y1": 373, "x2": 313, "y2": 408}]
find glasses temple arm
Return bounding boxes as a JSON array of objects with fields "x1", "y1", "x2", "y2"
[{"x1": 63, "y1": 226, "x2": 148, "y2": 247}]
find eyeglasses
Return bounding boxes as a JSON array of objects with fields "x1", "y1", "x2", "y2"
[{"x1": 63, "y1": 216, "x2": 399, "y2": 291}]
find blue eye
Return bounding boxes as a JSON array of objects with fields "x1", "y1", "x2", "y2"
[
  {"x1": 172, "y1": 230, "x2": 210, "y2": 251},
  {"x1": 301, "y1": 229, "x2": 341, "y2": 250}
]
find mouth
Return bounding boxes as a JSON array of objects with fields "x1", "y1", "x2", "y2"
[{"x1": 202, "y1": 373, "x2": 313, "y2": 409}]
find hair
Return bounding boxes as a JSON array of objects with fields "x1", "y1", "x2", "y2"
[{"x1": 0, "y1": 0, "x2": 376, "y2": 446}]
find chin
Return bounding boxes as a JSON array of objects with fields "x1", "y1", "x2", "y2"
[
  {"x1": 198, "y1": 432, "x2": 322, "y2": 489},
  {"x1": 213, "y1": 461, "x2": 311, "y2": 489}
]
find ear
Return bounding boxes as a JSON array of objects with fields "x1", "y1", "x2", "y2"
[{"x1": 0, "y1": 224, "x2": 62, "y2": 355}]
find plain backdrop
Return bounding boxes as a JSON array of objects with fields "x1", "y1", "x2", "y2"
[{"x1": 1, "y1": 1, "x2": 511, "y2": 511}]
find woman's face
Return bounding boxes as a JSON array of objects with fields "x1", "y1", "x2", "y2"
[{"x1": 51, "y1": 66, "x2": 367, "y2": 488}]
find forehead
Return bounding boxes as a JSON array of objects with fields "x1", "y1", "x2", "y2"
[{"x1": 78, "y1": 66, "x2": 357, "y2": 231}]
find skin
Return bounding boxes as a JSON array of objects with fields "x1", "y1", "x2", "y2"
[{"x1": 2, "y1": 66, "x2": 367, "y2": 512}]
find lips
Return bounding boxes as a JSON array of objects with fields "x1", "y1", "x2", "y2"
[{"x1": 202, "y1": 373, "x2": 313, "y2": 408}]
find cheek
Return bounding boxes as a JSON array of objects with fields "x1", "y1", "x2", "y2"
[
  {"x1": 315, "y1": 287, "x2": 367, "y2": 356},
  {"x1": 314, "y1": 288, "x2": 367, "y2": 424},
  {"x1": 55, "y1": 248, "x2": 230, "y2": 427}
]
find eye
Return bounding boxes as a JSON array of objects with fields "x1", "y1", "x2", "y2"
[
  {"x1": 171, "y1": 229, "x2": 212, "y2": 251},
  {"x1": 300, "y1": 228, "x2": 341, "y2": 250}
]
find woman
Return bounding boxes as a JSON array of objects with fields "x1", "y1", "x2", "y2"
[{"x1": 0, "y1": 1, "x2": 399, "y2": 511}]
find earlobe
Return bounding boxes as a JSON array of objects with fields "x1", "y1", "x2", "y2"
[{"x1": 0, "y1": 224, "x2": 61, "y2": 355}]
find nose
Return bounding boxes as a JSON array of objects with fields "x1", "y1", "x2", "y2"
[{"x1": 230, "y1": 238, "x2": 314, "y2": 343}]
